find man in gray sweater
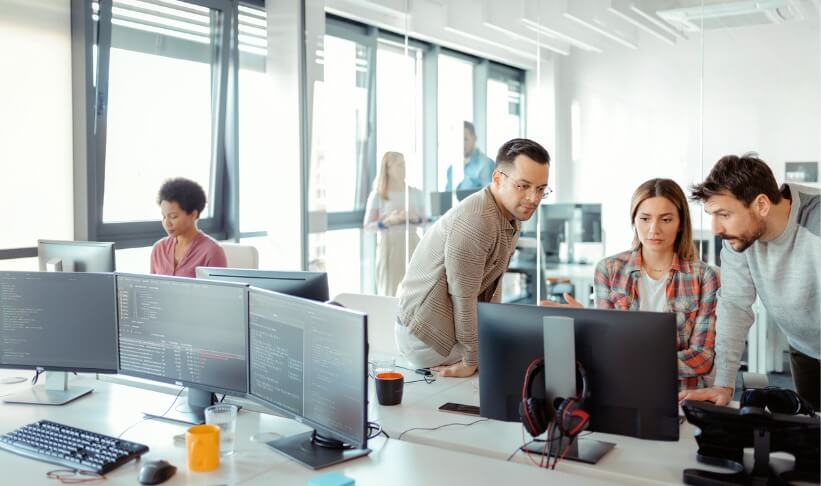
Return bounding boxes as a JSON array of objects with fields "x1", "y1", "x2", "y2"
[
  {"x1": 395, "y1": 138, "x2": 551, "y2": 377},
  {"x1": 681, "y1": 154, "x2": 819, "y2": 409}
]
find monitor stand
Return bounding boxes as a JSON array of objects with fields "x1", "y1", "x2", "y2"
[
  {"x1": 144, "y1": 388, "x2": 214, "y2": 425},
  {"x1": 3, "y1": 372, "x2": 93, "y2": 406},
  {"x1": 265, "y1": 430, "x2": 371, "y2": 470},
  {"x1": 525, "y1": 435, "x2": 615, "y2": 464}
]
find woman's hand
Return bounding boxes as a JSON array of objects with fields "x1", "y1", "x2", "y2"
[
  {"x1": 539, "y1": 292, "x2": 584, "y2": 308},
  {"x1": 381, "y1": 210, "x2": 405, "y2": 227}
]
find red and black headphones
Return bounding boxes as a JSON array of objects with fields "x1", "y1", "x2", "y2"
[{"x1": 520, "y1": 357, "x2": 590, "y2": 438}]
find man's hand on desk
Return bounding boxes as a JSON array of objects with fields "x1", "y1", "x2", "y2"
[
  {"x1": 678, "y1": 386, "x2": 733, "y2": 406},
  {"x1": 432, "y1": 362, "x2": 477, "y2": 377},
  {"x1": 539, "y1": 293, "x2": 583, "y2": 308}
]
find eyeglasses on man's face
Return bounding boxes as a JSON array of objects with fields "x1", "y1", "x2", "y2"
[{"x1": 497, "y1": 171, "x2": 553, "y2": 200}]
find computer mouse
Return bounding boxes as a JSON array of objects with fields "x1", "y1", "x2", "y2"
[{"x1": 138, "y1": 459, "x2": 177, "y2": 485}]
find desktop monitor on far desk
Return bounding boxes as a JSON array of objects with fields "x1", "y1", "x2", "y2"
[
  {"x1": 0, "y1": 272, "x2": 118, "y2": 405},
  {"x1": 37, "y1": 240, "x2": 115, "y2": 272},
  {"x1": 196, "y1": 267, "x2": 329, "y2": 302},
  {"x1": 478, "y1": 303, "x2": 679, "y2": 458},
  {"x1": 429, "y1": 189, "x2": 479, "y2": 218},
  {"x1": 247, "y1": 288, "x2": 370, "y2": 470},
  {"x1": 115, "y1": 274, "x2": 249, "y2": 424}
]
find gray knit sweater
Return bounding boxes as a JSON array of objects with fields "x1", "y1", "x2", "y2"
[{"x1": 714, "y1": 183, "x2": 820, "y2": 388}]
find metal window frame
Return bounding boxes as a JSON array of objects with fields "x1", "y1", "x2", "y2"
[
  {"x1": 488, "y1": 60, "x2": 527, "y2": 140},
  {"x1": 71, "y1": 0, "x2": 238, "y2": 250}
]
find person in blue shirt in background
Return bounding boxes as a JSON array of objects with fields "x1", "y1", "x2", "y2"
[{"x1": 445, "y1": 121, "x2": 495, "y2": 191}]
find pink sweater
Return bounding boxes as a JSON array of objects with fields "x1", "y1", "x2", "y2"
[{"x1": 150, "y1": 232, "x2": 227, "y2": 278}]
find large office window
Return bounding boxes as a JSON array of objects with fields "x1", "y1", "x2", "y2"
[
  {"x1": 66, "y1": 0, "x2": 235, "y2": 249},
  {"x1": 376, "y1": 39, "x2": 423, "y2": 187},
  {"x1": 437, "y1": 53, "x2": 474, "y2": 191},
  {"x1": 237, "y1": 4, "x2": 275, "y2": 234},
  {"x1": 317, "y1": 34, "x2": 372, "y2": 214},
  {"x1": 486, "y1": 66, "x2": 524, "y2": 157},
  {"x1": 308, "y1": 25, "x2": 374, "y2": 295},
  {"x1": 102, "y1": 0, "x2": 223, "y2": 223},
  {"x1": 0, "y1": 0, "x2": 74, "y2": 253}
]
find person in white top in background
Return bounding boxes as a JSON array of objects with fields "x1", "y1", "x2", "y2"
[{"x1": 363, "y1": 152, "x2": 425, "y2": 296}]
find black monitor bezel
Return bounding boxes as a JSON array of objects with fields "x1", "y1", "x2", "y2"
[
  {"x1": 114, "y1": 273, "x2": 250, "y2": 397},
  {"x1": 478, "y1": 302, "x2": 679, "y2": 441},
  {"x1": 37, "y1": 239, "x2": 116, "y2": 273},
  {"x1": 245, "y1": 287, "x2": 369, "y2": 449},
  {"x1": 195, "y1": 267, "x2": 330, "y2": 302},
  {"x1": 0, "y1": 271, "x2": 119, "y2": 374}
]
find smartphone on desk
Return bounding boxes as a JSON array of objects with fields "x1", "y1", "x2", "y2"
[{"x1": 438, "y1": 402, "x2": 480, "y2": 416}]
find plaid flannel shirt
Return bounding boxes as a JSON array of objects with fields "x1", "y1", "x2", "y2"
[{"x1": 593, "y1": 249, "x2": 720, "y2": 390}]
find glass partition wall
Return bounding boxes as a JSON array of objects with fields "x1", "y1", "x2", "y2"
[{"x1": 303, "y1": 1, "x2": 819, "y2": 392}]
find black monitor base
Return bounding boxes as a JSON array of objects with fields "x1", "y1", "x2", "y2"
[
  {"x1": 144, "y1": 389, "x2": 224, "y2": 425},
  {"x1": 265, "y1": 431, "x2": 370, "y2": 470},
  {"x1": 524, "y1": 436, "x2": 615, "y2": 464}
]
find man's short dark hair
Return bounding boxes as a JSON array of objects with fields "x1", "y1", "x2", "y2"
[
  {"x1": 464, "y1": 120, "x2": 476, "y2": 137},
  {"x1": 157, "y1": 177, "x2": 207, "y2": 215},
  {"x1": 495, "y1": 138, "x2": 550, "y2": 169},
  {"x1": 690, "y1": 154, "x2": 782, "y2": 206}
]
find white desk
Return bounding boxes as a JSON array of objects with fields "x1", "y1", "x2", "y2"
[
  {"x1": 0, "y1": 371, "x2": 617, "y2": 485},
  {"x1": 372, "y1": 376, "x2": 803, "y2": 486}
]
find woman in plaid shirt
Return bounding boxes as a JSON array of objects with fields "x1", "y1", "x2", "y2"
[{"x1": 555, "y1": 179, "x2": 719, "y2": 390}]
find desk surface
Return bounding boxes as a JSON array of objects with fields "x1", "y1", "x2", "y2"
[
  {"x1": 372, "y1": 375, "x2": 803, "y2": 486},
  {"x1": 0, "y1": 371, "x2": 617, "y2": 486},
  {"x1": 1, "y1": 367, "x2": 806, "y2": 486}
]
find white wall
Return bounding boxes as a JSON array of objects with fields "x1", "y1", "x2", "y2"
[
  {"x1": 0, "y1": 0, "x2": 74, "y2": 249},
  {"x1": 702, "y1": 20, "x2": 821, "y2": 183},
  {"x1": 556, "y1": 18, "x2": 820, "y2": 254}
]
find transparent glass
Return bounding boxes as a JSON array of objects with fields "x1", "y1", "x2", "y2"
[
  {"x1": 0, "y1": 2, "x2": 73, "y2": 248},
  {"x1": 102, "y1": 7, "x2": 219, "y2": 223},
  {"x1": 701, "y1": 7, "x2": 819, "y2": 374},
  {"x1": 527, "y1": 2, "x2": 702, "y2": 305},
  {"x1": 486, "y1": 76, "x2": 522, "y2": 158},
  {"x1": 437, "y1": 54, "x2": 474, "y2": 191},
  {"x1": 376, "y1": 41, "x2": 424, "y2": 188},
  {"x1": 317, "y1": 35, "x2": 371, "y2": 213},
  {"x1": 238, "y1": 6, "x2": 280, "y2": 234},
  {"x1": 309, "y1": 228, "x2": 364, "y2": 297},
  {"x1": 204, "y1": 403, "x2": 237, "y2": 456}
]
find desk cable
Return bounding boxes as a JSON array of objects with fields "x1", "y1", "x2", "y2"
[
  {"x1": 397, "y1": 418, "x2": 488, "y2": 440},
  {"x1": 367, "y1": 363, "x2": 437, "y2": 385},
  {"x1": 367, "y1": 421, "x2": 389, "y2": 440},
  {"x1": 31, "y1": 370, "x2": 78, "y2": 386},
  {"x1": 117, "y1": 386, "x2": 185, "y2": 439}
]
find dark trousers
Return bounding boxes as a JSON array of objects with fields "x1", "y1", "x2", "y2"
[{"x1": 789, "y1": 345, "x2": 820, "y2": 411}]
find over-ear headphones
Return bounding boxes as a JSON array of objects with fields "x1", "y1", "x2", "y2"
[
  {"x1": 519, "y1": 358, "x2": 589, "y2": 438},
  {"x1": 554, "y1": 361, "x2": 590, "y2": 439},
  {"x1": 520, "y1": 358, "x2": 549, "y2": 437},
  {"x1": 740, "y1": 387, "x2": 816, "y2": 417}
]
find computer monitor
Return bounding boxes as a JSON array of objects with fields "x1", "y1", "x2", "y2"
[
  {"x1": 247, "y1": 288, "x2": 369, "y2": 470},
  {"x1": 195, "y1": 267, "x2": 329, "y2": 302},
  {"x1": 37, "y1": 240, "x2": 115, "y2": 272},
  {"x1": 478, "y1": 303, "x2": 679, "y2": 441},
  {"x1": 429, "y1": 189, "x2": 479, "y2": 218},
  {"x1": 115, "y1": 274, "x2": 248, "y2": 424},
  {"x1": 0, "y1": 272, "x2": 117, "y2": 405}
]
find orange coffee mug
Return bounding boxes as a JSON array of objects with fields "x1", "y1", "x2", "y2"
[{"x1": 186, "y1": 424, "x2": 220, "y2": 472}]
